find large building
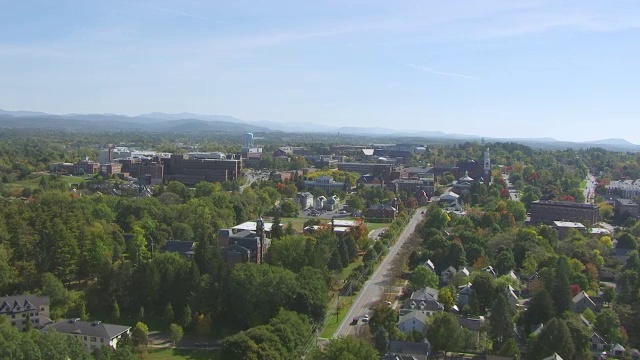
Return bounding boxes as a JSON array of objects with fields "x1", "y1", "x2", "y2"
[
  {"x1": 0, "y1": 295, "x2": 50, "y2": 331},
  {"x1": 163, "y1": 153, "x2": 242, "y2": 185},
  {"x1": 305, "y1": 175, "x2": 345, "y2": 190},
  {"x1": 219, "y1": 219, "x2": 271, "y2": 265},
  {"x1": 530, "y1": 200, "x2": 600, "y2": 225},
  {"x1": 337, "y1": 162, "x2": 393, "y2": 177},
  {"x1": 42, "y1": 319, "x2": 130, "y2": 352}
]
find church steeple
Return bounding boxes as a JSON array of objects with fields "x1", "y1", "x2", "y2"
[{"x1": 483, "y1": 148, "x2": 491, "y2": 185}]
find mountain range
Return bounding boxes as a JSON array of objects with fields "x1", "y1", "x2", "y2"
[{"x1": 0, "y1": 109, "x2": 638, "y2": 151}]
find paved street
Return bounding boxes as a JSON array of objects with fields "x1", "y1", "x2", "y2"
[
  {"x1": 333, "y1": 209, "x2": 425, "y2": 338},
  {"x1": 502, "y1": 174, "x2": 519, "y2": 201},
  {"x1": 368, "y1": 227, "x2": 388, "y2": 241}
]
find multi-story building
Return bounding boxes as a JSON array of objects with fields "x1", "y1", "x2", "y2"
[
  {"x1": 42, "y1": 319, "x2": 130, "y2": 352},
  {"x1": 615, "y1": 198, "x2": 640, "y2": 219},
  {"x1": 73, "y1": 158, "x2": 100, "y2": 175},
  {"x1": 297, "y1": 192, "x2": 314, "y2": 209},
  {"x1": 305, "y1": 176, "x2": 345, "y2": 191},
  {"x1": 219, "y1": 219, "x2": 271, "y2": 265},
  {"x1": 529, "y1": 200, "x2": 600, "y2": 225},
  {"x1": 337, "y1": 162, "x2": 393, "y2": 177},
  {"x1": 606, "y1": 180, "x2": 640, "y2": 198},
  {"x1": 0, "y1": 295, "x2": 50, "y2": 331},
  {"x1": 163, "y1": 153, "x2": 241, "y2": 186}
]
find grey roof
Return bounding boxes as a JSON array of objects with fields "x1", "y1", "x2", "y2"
[
  {"x1": 0, "y1": 295, "x2": 49, "y2": 314},
  {"x1": 42, "y1": 319, "x2": 130, "y2": 339},
  {"x1": 398, "y1": 311, "x2": 429, "y2": 326},
  {"x1": 572, "y1": 291, "x2": 595, "y2": 306},
  {"x1": 162, "y1": 240, "x2": 196, "y2": 256},
  {"x1": 388, "y1": 340, "x2": 431, "y2": 356},
  {"x1": 409, "y1": 287, "x2": 439, "y2": 302},
  {"x1": 458, "y1": 317, "x2": 485, "y2": 332},
  {"x1": 542, "y1": 353, "x2": 564, "y2": 360}
]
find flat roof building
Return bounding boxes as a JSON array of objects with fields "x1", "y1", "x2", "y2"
[{"x1": 530, "y1": 200, "x2": 600, "y2": 225}]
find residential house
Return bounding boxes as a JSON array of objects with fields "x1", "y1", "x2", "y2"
[
  {"x1": 42, "y1": 319, "x2": 130, "y2": 352},
  {"x1": 315, "y1": 195, "x2": 326, "y2": 209},
  {"x1": 483, "y1": 266, "x2": 498, "y2": 279},
  {"x1": 542, "y1": 354, "x2": 564, "y2": 360},
  {"x1": 590, "y1": 332, "x2": 608, "y2": 353},
  {"x1": 505, "y1": 285, "x2": 519, "y2": 312},
  {"x1": 457, "y1": 283, "x2": 474, "y2": 308},
  {"x1": 402, "y1": 287, "x2": 443, "y2": 317},
  {"x1": 423, "y1": 259, "x2": 435, "y2": 272},
  {"x1": 458, "y1": 317, "x2": 485, "y2": 344},
  {"x1": 0, "y1": 295, "x2": 50, "y2": 331},
  {"x1": 438, "y1": 192, "x2": 463, "y2": 212},
  {"x1": 553, "y1": 221, "x2": 587, "y2": 240},
  {"x1": 572, "y1": 291, "x2": 597, "y2": 313},
  {"x1": 161, "y1": 240, "x2": 196, "y2": 259},
  {"x1": 367, "y1": 203, "x2": 397, "y2": 220},
  {"x1": 297, "y1": 192, "x2": 314, "y2": 209},
  {"x1": 612, "y1": 344, "x2": 626, "y2": 358},
  {"x1": 398, "y1": 311, "x2": 429, "y2": 335},
  {"x1": 325, "y1": 195, "x2": 340, "y2": 211},
  {"x1": 440, "y1": 266, "x2": 457, "y2": 285},
  {"x1": 386, "y1": 340, "x2": 432, "y2": 360}
]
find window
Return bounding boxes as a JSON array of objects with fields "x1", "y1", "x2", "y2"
[
  {"x1": 101, "y1": 338, "x2": 104, "y2": 343},
  {"x1": 11, "y1": 315, "x2": 15, "y2": 319},
  {"x1": 91, "y1": 337, "x2": 96, "y2": 342},
  {"x1": 84, "y1": 336, "x2": 87, "y2": 341},
  {"x1": 22, "y1": 314, "x2": 26, "y2": 318},
  {"x1": 40, "y1": 307, "x2": 45, "y2": 311},
  {"x1": 11, "y1": 321, "x2": 15, "y2": 326}
]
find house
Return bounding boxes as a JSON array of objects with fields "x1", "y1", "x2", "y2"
[
  {"x1": 297, "y1": 192, "x2": 314, "y2": 209},
  {"x1": 553, "y1": 221, "x2": 587, "y2": 239},
  {"x1": 387, "y1": 340, "x2": 432, "y2": 360},
  {"x1": 599, "y1": 268, "x2": 616, "y2": 282},
  {"x1": 440, "y1": 266, "x2": 457, "y2": 284},
  {"x1": 325, "y1": 195, "x2": 340, "y2": 211},
  {"x1": 505, "y1": 285, "x2": 519, "y2": 312},
  {"x1": 367, "y1": 203, "x2": 397, "y2": 220},
  {"x1": 483, "y1": 266, "x2": 498, "y2": 279},
  {"x1": 398, "y1": 311, "x2": 429, "y2": 334},
  {"x1": 452, "y1": 171, "x2": 475, "y2": 195},
  {"x1": 458, "y1": 317, "x2": 485, "y2": 344},
  {"x1": 42, "y1": 319, "x2": 130, "y2": 352},
  {"x1": 572, "y1": 291, "x2": 597, "y2": 313},
  {"x1": 457, "y1": 283, "x2": 474, "y2": 308},
  {"x1": 402, "y1": 287, "x2": 443, "y2": 317},
  {"x1": 612, "y1": 344, "x2": 626, "y2": 358},
  {"x1": 0, "y1": 295, "x2": 50, "y2": 331},
  {"x1": 614, "y1": 198, "x2": 640, "y2": 219},
  {"x1": 542, "y1": 353, "x2": 564, "y2": 360},
  {"x1": 161, "y1": 240, "x2": 196, "y2": 259},
  {"x1": 590, "y1": 332, "x2": 608, "y2": 353},
  {"x1": 315, "y1": 195, "x2": 327, "y2": 209},
  {"x1": 438, "y1": 192, "x2": 463, "y2": 212},
  {"x1": 423, "y1": 259, "x2": 435, "y2": 272}
]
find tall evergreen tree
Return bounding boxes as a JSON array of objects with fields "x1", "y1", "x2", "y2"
[
  {"x1": 338, "y1": 239, "x2": 350, "y2": 268},
  {"x1": 488, "y1": 292, "x2": 514, "y2": 350},
  {"x1": 529, "y1": 318, "x2": 575, "y2": 360},
  {"x1": 271, "y1": 216, "x2": 283, "y2": 240},
  {"x1": 525, "y1": 289, "x2": 555, "y2": 332},
  {"x1": 552, "y1": 257, "x2": 573, "y2": 316}
]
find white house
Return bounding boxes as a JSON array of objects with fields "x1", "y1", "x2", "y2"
[
  {"x1": 297, "y1": 192, "x2": 314, "y2": 209},
  {"x1": 398, "y1": 311, "x2": 429, "y2": 335},
  {"x1": 314, "y1": 196, "x2": 327, "y2": 209},
  {"x1": 42, "y1": 319, "x2": 131, "y2": 352}
]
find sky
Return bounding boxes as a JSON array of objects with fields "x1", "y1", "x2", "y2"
[{"x1": 1, "y1": 0, "x2": 640, "y2": 143}]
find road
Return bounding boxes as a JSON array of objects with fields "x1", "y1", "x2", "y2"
[
  {"x1": 584, "y1": 173, "x2": 597, "y2": 204},
  {"x1": 502, "y1": 174, "x2": 519, "y2": 201},
  {"x1": 368, "y1": 227, "x2": 388, "y2": 241},
  {"x1": 333, "y1": 209, "x2": 425, "y2": 338}
]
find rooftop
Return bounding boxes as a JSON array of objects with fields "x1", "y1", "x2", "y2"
[
  {"x1": 532, "y1": 200, "x2": 599, "y2": 210},
  {"x1": 42, "y1": 319, "x2": 130, "y2": 339},
  {"x1": 232, "y1": 221, "x2": 273, "y2": 232},
  {"x1": 553, "y1": 221, "x2": 586, "y2": 228}
]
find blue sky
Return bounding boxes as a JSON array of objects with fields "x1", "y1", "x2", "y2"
[{"x1": 1, "y1": 0, "x2": 640, "y2": 143}]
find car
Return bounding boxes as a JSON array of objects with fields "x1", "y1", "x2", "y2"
[{"x1": 384, "y1": 301, "x2": 392, "y2": 306}]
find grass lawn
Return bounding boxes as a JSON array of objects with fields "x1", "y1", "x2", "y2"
[
  {"x1": 279, "y1": 217, "x2": 311, "y2": 232},
  {"x1": 142, "y1": 348, "x2": 220, "y2": 360},
  {"x1": 363, "y1": 222, "x2": 390, "y2": 231},
  {"x1": 4, "y1": 173, "x2": 90, "y2": 193},
  {"x1": 320, "y1": 295, "x2": 354, "y2": 338}
]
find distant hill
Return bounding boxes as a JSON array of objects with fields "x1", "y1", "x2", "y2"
[{"x1": 0, "y1": 108, "x2": 638, "y2": 151}]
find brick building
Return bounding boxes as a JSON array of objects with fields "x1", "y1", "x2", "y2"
[
  {"x1": 530, "y1": 200, "x2": 600, "y2": 225},
  {"x1": 163, "y1": 154, "x2": 241, "y2": 186}
]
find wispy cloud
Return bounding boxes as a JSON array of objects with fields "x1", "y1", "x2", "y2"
[
  {"x1": 155, "y1": 7, "x2": 207, "y2": 20},
  {"x1": 406, "y1": 64, "x2": 479, "y2": 80}
]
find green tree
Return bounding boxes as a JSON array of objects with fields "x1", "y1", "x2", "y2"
[
  {"x1": 309, "y1": 336, "x2": 379, "y2": 360},
  {"x1": 271, "y1": 216, "x2": 284, "y2": 240},
  {"x1": 552, "y1": 257, "x2": 573, "y2": 316},
  {"x1": 494, "y1": 248, "x2": 516, "y2": 275},
  {"x1": 427, "y1": 312, "x2": 465, "y2": 357},
  {"x1": 498, "y1": 338, "x2": 520, "y2": 359},
  {"x1": 525, "y1": 289, "x2": 555, "y2": 332},
  {"x1": 132, "y1": 322, "x2": 149, "y2": 347},
  {"x1": 111, "y1": 301, "x2": 120, "y2": 321},
  {"x1": 529, "y1": 318, "x2": 575, "y2": 360},
  {"x1": 164, "y1": 303, "x2": 174, "y2": 324},
  {"x1": 488, "y1": 292, "x2": 514, "y2": 350},
  {"x1": 595, "y1": 308, "x2": 623, "y2": 344},
  {"x1": 374, "y1": 327, "x2": 390, "y2": 353},
  {"x1": 40, "y1": 272, "x2": 69, "y2": 310},
  {"x1": 472, "y1": 272, "x2": 495, "y2": 314},
  {"x1": 410, "y1": 265, "x2": 439, "y2": 290},
  {"x1": 181, "y1": 305, "x2": 192, "y2": 328},
  {"x1": 439, "y1": 287, "x2": 456, "y2": 312},
  {"x1": 369, "y1": 303, "x2": 399, "y2": 337},
  {"x1": 169, "y1": 324, "x2": 184, "y2": 344}
]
